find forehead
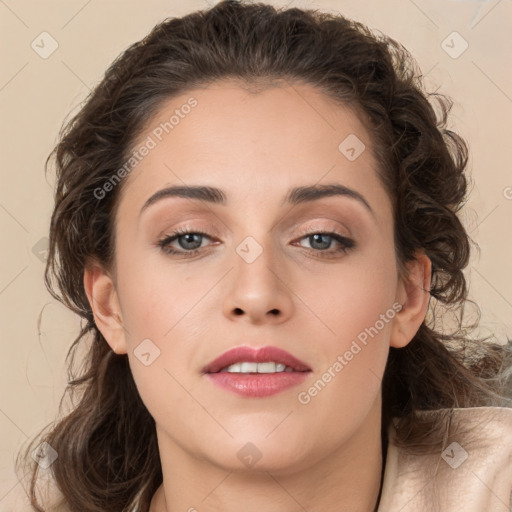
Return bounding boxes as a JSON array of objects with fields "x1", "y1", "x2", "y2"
[
  {"x1": 132, "y1": 79, "x2": 373, "y2": 158},
  {"x1": 116, "y1": 80, "x2": 386, "y2": 217}
]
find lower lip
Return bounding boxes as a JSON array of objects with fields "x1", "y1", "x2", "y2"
[{"x1": 204, "y1": 371, "x2": 311, "y2": 397}]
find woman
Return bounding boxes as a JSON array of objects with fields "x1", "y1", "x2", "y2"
[{"x1": 16, "y1": 1, "x2": 512, "y2": 511}]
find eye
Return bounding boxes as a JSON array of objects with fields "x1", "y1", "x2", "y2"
[
  {"x1": 157, "y1": 228, "x2": 355, "y2": 259},
  {"x1": 157, "y1": 228, "x2": 215, "y2": 257},
  {"x1": 293, "y1": 231, "x2": 355, "y2": 257}
]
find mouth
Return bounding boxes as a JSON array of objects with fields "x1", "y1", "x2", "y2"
[
  {"x1": 216, "y1": 362, "x2": 307, "y2": 374},
  {"x1": 202, "y1": 345, "x2": 312, "y2": 375},
  {"x1": 202, "y1": 345, "x2": 312, "y2": 398}
]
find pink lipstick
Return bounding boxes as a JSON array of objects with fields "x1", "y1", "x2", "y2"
[{"x1": 202, "y1": 345, "x2": 312, "y2": 398}]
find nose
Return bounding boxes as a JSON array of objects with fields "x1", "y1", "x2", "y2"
[{"x1": 222, "y1": 237, "x2": 294, "y2": 325}]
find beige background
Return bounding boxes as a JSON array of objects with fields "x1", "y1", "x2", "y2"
[{"x1": 1, "y1": 0, "x2": 511, "y2": 509}]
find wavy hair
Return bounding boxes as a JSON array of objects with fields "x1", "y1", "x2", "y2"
[{"x1": 17, "y1": 1, "x2": 512, "y2": 510}]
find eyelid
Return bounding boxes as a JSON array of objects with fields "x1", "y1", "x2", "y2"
[
  {"x1": 156, "y1": 222, "x2": 219, "y2": 240},
  {"x1": 293, "y1": 219, "x2": 352, "y2": 239},
  {"x1": 157, "y1": 220, "x2": 352, "y2": 243}
]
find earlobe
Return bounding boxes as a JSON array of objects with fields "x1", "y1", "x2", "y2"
[
  {"x1": 83, "y1": 261, "x2": 127, "y2": 354},
  {"x1": 390, "y1": 252, "x2": 432, "y2": 349}
]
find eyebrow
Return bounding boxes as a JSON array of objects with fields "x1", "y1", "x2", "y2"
[{"x1": 139, "y1": 183, "x2": 373, "y2": 216}]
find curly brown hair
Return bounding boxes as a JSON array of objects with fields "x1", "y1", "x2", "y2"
[{"x1": 17, "y1": 1, "x2": 512, "y2": 511}]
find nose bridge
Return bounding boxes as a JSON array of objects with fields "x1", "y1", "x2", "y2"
[
  {"x1": 233, "y1": 232, "x2": 280, "y2": 294},
  {"x1": 223, "y1": 231, "x2": 293, "y2": 322}
]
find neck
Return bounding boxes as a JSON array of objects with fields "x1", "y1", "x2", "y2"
[{"x1": 150, "y1": 400, "x2": 384, "y2": 512}]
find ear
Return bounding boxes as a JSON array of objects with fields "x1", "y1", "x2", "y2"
[
  {"x1": 83, "y1": 260, "x2": 127, "y2": 354},
  {"x1": 390, "y1": 251, "x2": 432, "y2": 349}
]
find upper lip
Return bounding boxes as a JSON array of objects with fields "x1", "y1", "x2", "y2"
[{"x1": 202, "y1": 346, "x2": 312, "y2": 374}]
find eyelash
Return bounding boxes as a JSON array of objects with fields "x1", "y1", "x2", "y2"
[{"x1": 157, "y1": 226, "x2": 355, "y2": 259}]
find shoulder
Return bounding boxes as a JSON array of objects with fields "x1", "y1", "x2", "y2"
[
  {"x1": 378, "y1": 407, "x2": 512, "y2": 512},
  {"x1": 425, "y1": 404, "x2": 512, "y2": 430}
]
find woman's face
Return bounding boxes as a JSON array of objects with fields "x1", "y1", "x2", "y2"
[{"x1": 87, "y1": 80, "x2": 428, "y2": 474}]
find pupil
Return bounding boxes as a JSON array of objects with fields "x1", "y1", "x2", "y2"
[
  {"x1": 311, "y1": 234, "x2": 330, "y2": 250},
  {"x1": 180, "y1": 233, "x2": 201, "y2": 250}
]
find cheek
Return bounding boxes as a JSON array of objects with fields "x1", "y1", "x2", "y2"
[
  {"x1": 114, "y1": 253, "x2": 213, "y2": 390},
  {"x1": 295, "y1": 243, "x2": 398, "y2": 340},
  {"x1": 294, "y1": 267, "x2": 396, "y2": 443},
  {"x1": 294, "y1": 246, "x2": 397, "y2": 397},
  {"x1": 115, "y1": 250, "x2": 193, "y2": 338}
]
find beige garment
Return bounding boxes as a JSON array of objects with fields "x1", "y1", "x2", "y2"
[{"x1": 378, "y1": 407, "x2": 512, "y2": 512}]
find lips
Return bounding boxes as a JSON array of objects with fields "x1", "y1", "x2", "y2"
[{"x1": 202, "y1": 345, "x2": 311, "y2": 374}]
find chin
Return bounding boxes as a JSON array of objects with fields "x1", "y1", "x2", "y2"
[{"x1": 201, "y1": 435, "x2": 319, "y2": 475}]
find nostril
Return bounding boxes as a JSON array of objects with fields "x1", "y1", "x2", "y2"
[{"x1": 234, "y1": 308, "x2": 244, "y2": 315}]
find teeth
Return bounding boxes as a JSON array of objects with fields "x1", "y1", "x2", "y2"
[{"x1": 219, "y1": 362, "x2": 293, "y2": 373}]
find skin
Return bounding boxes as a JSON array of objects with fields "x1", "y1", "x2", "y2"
[{"x1": 84, "y1": 80, "x2": 431, "y2": 512}]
